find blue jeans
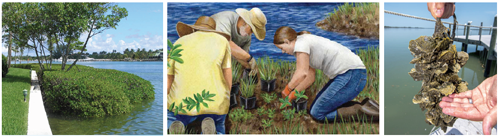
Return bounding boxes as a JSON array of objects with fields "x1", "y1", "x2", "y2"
[
  {"x1": 167, "y1": 111, "x2": 227, "y2": 134},
  {"x1": 310, "y1": 69, "x2": 367, "y2": 121}
]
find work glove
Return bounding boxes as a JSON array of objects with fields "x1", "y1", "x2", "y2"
[
  {"x1": 287, "y1": 90, "x2": 297, "y2": 103},
  {"x1": 248, "y1": 57, "x2": 258, "y2": 76},
  {"x1": 281, "y1": 85, "x2": 293, "y2": 99}
]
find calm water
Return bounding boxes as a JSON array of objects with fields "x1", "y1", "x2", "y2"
[
  {"x1": 167, "y1": 3, "x2": 379, "y2": 61},
  {"x1": 26, "y1": 61, "x2": 164, "y2": 135},
  {"x1": 384, "y1": 28, "x2": 487, "y2": 135}
]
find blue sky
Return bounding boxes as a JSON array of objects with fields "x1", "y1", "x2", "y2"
[
  {"x1": 385, "y1": 3, "x2": 497, "y2": 28},
  {"x1": 2, "y1": 2, "x2": 163, "y2": 56}
]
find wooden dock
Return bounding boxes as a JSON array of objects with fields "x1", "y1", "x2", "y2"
[
  {"x1": 454, "y1": 35, "x2": 497, "y2": 52},
  {"x1": 430, "y1": 119, "x2": 497, "y2": 135}
]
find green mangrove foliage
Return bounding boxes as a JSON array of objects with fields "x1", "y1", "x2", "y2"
[
  {"x1": 167, "y1": 39, "x2": 183, "y2": 68},
  {"x1": 261, "y1": 93, "x2": 276, "y2": 104},
  {"x1": 168, "y1": 89, "x2": 216, "y2": 115},
  {"x1": 38, "y1": 64, "x2": 154, "y2": 117},
  {"x1": 294, "y1": 90, "x2": 308, "y2": 102}
]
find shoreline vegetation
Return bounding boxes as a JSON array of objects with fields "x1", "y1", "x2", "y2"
[
  {"x1": 12, "y1": 63, "x2": 155, "y2": 118},
  {"x1": 316, "y1": 3, "x2": 379, "y2": 39},
  {"x1": 2, "y1": 68, "x2": 31, "y2": 135}
]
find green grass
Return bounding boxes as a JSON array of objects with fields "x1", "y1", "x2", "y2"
[
  {"x1": 2, "y1": 68, "x2": 31, "y2": 135},
  {"x1": 357, "y1": 46, "x2": 379, "y2": 101}
]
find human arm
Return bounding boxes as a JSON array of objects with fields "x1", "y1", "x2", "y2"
[
  {"x1": 439, "y1": 75, "x2": 497, "y2": 135},
  {"x1": 229, "y1": 41, "x2": 257, "y2": 76},
  {"x1": 427, "y1": 2, "x2": 455, "y2": 19},
  {"x1": 281, "y1": 52, "x2": 311, "y2": 99}
]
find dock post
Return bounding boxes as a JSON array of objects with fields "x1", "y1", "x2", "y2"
[
  {"x1": 462, "y1": 22, "x2": 471, "y2": 52},
  {"x1": 477, "y1": 22, "x2": 483, "y2": 52},
  {"x1": 463, "y1": 24, "x2": 466, "y2": 35},
  {"x1": 484, "y1": 16, "x2": 497, "y2": 77}
]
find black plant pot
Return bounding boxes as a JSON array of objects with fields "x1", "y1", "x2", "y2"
[
  {"x1": 260, "y1": 79, "x2": 276, "y2": 92},
  {"x1": 240, "y1": 96, "x2": 256, "y2": 110},
  {"x1": 292, "y1": 99, "x2": 308, "y2": 113},
  {"x1": 230, "y1": 84, "x2": 240, "y2": 108}
]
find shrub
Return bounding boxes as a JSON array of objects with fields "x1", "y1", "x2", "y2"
[
  {"x1": 41, "y1": 64, "x2": 155, "y2": 117},
  {"x1": 2, "y1": 54, "x2": 8, "y2": 77}
]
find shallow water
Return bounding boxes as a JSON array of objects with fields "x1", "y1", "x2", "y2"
[
  {"x1": 384, "y1": 28, "x2": 487, "y2": 135},
  {"x1": 167, "y1": 3, "x2": 379, "y2": 61},
  {"x1": 38, "y1": 61, "x2": 163, "y2": 135}
]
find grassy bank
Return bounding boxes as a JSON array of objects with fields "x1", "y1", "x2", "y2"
[
  {"x1": 316, "y1": 3, "x2": 379, "y2": 39},
  {"x1": 12, "y1": 63, "x2": 155, "y2": 117},
  {"x1": 2, "y1": 68, "x2": 31, "y2": 135}
]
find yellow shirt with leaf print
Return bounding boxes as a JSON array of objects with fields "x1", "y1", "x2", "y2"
[{"x1": 168, "y1": 31, "x2": 231, "y2": 116}]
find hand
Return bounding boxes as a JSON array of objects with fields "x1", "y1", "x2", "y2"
[
  {"x1": 427, "y1": 2, "x2": 455, "y2": 19},
  {"x1": 281, "y1": 85, "x2": 293, "y2": 98},
  {"x1": 248, "y1": 57, "x2": 258, "y2": 76},
  {"x1": 439, "y1": 75, "x2": 497, "y2": 135}
]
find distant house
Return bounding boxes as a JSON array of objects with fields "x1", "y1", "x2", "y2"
[{"x1": 149, "y1": 50, "x2": 163, "y2": 61}]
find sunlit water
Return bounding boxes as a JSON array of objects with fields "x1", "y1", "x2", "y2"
[
  {"x1": 384, "y1": 28, "x2": 488, "y2": 135},
  {"x1": 167, "y1": 3, "x2": 379, "y2": 61},
  {"x1": 11, "y1": 61, "x2": 164, "y2": 135}
]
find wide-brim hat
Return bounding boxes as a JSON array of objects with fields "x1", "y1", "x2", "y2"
[
  {"x1": 235, "y1": 8, "x2": 267, "y2": 41},
  {"x1": 176, "y1": 16, "x2": 230, "y2": 41}
]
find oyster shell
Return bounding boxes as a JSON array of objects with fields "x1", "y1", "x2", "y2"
[{"x1": 407, "y1": 19, "x2": 469, "y2": 132}]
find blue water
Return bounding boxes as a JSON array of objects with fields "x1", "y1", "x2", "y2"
[
  {"x1": 167, "y1": 3, "x2": 379, "y2": 61},
  {"x1": 27, "y1": 61, "x2": 164, "y2": 135},
  {"x1": 384, "y1": 28, "x2": 487, "y2": 135}
]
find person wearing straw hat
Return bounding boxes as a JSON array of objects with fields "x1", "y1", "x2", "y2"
[
  {"x1": 167, "y1": 16, "x2": 232, "y2": 134},
  {"x1": 211, "y1": 7, "x2": 267, "y2": 77}
]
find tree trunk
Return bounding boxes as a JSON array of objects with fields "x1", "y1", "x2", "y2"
[
  {"x1": 67, "y1": 20, "x2": 95, "y2": 72},
  {"x1": 8, "y1": 32, "x2": 12, "y2": 68}
]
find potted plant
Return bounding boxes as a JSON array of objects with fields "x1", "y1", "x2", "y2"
[
  {"x1": 239, "y1": 76, "x2": 256, "y2": 110},
  {"x1": 230, "y1": 60, "x2": 243, "y2": 108},
  {"x1": 291, "y1": 90, "x2": 308, "y2": 113},
  {"x1": 258, "y1": 56, "x2": 277, "y2": 92}
]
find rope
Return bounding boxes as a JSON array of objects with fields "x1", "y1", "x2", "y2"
[{"x1": 385, "y1": 10, "x2": 497, "y2": 29}]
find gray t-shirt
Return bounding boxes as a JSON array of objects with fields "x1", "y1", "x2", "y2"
[
  {"x1": 211, "y1": 11, "x2": 251, "y2": 52},
  {"x1": 294, "y1": 34, "x2": 366, "y2": 79}
]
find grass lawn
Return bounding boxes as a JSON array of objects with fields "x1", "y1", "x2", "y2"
[{"x1": 2, "y1": 68, "x2": 31, "y2": 135}]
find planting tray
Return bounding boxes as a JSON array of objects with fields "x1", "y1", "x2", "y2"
[{"x1": 260, "y1": 79, "x2": 276, "y2": 92}]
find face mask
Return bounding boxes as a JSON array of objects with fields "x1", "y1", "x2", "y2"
[{"x1": 239, "y1": 25, "x2": 249, "y2": 37}]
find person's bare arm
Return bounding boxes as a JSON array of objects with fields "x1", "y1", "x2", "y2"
[
  {"x1": 288, "y1": 52, "x2": 310, "y2": 90},
  {"x1": 167, "y1": 75, "x2": 174, "y2": 95},
  {"x1": 222, "y1": 68, "x2": 232, "y2": 90},
  {"x1": 293, "y1": 67, "x2": 316, "y2": 92},
  {"x1": 229, "y1": 41, "x2": 251, "y2": 69}
]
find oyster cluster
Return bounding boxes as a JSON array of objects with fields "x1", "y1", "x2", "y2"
[{"x1": 408, "y1": 19, "x2": 469, "y2": 132}]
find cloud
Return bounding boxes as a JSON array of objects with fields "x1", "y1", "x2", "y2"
[
  {"x1": 151, "y1": 9, "x2": 161, "y2": 13},
  {"x1": 80, "y1": 32, "x2": 163, "y2": 54}
]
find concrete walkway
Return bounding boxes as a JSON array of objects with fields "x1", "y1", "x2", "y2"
[
  {"x1": 430, "y1": 118, "x2": 497, "y2": 135},
  {"x1": 27, "y1": 70, "x2": 52, "y2": 135}
]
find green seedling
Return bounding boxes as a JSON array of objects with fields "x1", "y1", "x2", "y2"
[
  {"x1": 279, "y1": 96, "x2": 292, "y2": 109},
  {"x1": 258, "y1": 56, "x2": 277, "y2": 81},
  {"x1": 294, "y1": 90, "x2": 308, "y2": 103},
  {"x1": 257, "y1": 107, "x2": 267, "y2": 116},
  {"x1": 298, "y1": 110, "x2": 308, "y2": 117},
  {"x1": 169, "y1": 89, "x2": 215, "y2": 115},
  {"x1": 261, "y1": 93, "x2": 276, "y2": 104},
  {"x1": 229, "y1": 107, "x2": 253, "y2": 123},
  {"x1": 267, "y1": 108, "x2": 276, "y2": 119},
  {"x1": 167, "y1": 39, "x2": 183, "y2": 68},
  {"x1": 231, "y1": 59, "x2": 243, "y2": 84},
  {"x1": 281, "y1": 108, "x2": 295, "y2": 121},
  {"x1": 240, "y1": 76, "x2": 256, "y2": 98},
  {"x1": 262, "y1": 119, "x2": 273, "y2": 128}
]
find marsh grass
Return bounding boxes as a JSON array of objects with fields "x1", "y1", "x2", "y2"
[
  {"x1": 258, "y1": 56, "x2": 278, "y2": 81},
  {"x1": 318, "y1": 2, "x2": 379, "y2": 38},
  {"x1": 240, "y1": 76, "x2": 256, "y2": 98},
  {"x1": 356, "y1": 45, "x2": 379, "y2": 101}
]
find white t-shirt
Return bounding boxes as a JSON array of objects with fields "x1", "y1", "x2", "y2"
[
  {"x1": 294, "y1": 34, "x2": 365, "y2": 79},
  {"x1": 211, "y1": 11, "x2": 252, "y2": 52}
]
